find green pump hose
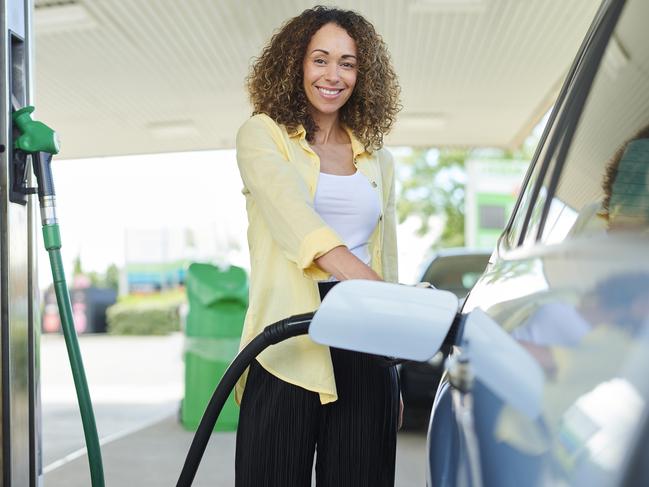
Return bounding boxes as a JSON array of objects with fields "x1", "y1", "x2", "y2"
[
  {"x1": 13, "y1": 107, "x2": 105, "y2": 487},
  {"x1": 43, "y1": 224, "x2": 105, "y2": 487}
]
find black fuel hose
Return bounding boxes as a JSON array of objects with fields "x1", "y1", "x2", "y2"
[{"x1": 176, "y1": 312, "x2": 314, "y2": 487}]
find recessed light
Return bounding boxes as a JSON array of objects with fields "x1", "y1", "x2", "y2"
[
  {"x1": 397, "y1": 113, "x2": 448, "y2": 131},
  {"x1": 35, "y1": 3, "x2": 98, "y2": 34},
  {"x1": 409, "y1": 0, "x2": 486, "y2": 13},
  {"x1": 147, "y1": 121, "x2": 200, "y2": 139}
]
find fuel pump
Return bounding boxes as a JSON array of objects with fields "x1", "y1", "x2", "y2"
[
  {"x1": 3, "y1": 1, "x2": 105, "y2": 485},
  {"x1": 1, "y1": 0, "x2": 40, "y2": 484}
]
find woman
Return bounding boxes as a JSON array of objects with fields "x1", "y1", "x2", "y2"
[{"x1": 235, "y1": 6, "x2": 401, "y2": 486}]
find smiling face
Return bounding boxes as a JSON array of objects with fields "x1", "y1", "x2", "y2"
[{"x1": 302, "y1": 22, "x2": 358, "y2": 120}]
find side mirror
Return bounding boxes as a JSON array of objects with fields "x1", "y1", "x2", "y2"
[{"x1": 309, "y1": 280, "x2": 459, "y2": 361}]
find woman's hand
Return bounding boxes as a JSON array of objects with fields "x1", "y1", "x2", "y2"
[{"x1": 315, "y1": 245, "x2": 382, "y2": 281}]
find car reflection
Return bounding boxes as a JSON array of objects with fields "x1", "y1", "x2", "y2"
[{"x1": 495, "y1": 272, "x2": 649, "y2": 480}]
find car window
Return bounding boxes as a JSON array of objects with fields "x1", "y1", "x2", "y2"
[
  {"x1": 504, "y1": 1, "x2": 614, "y2": 250},
  {"x1": 519, "y1": 152, "x2": 564, "y2": 246},
  {"x1": 506, "y1": 70, "x2": 582, "y2": 248},
  {"x1": 506, "y1": 156, "x2": 543, "y2": 248},
  {"x1": 538, "y1": 2, "x2": 649, "y2": 244}
]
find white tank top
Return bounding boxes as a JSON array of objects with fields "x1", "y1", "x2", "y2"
[{"x1": 314, "y1": 171, "x2": 381, "y2": 274}]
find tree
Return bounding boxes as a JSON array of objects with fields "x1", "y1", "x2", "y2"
[
  {"x1": 396, "y1": 147, "x2": 471, "y2": 248},
  {"x1": 73, "y1": 254, "x2": 84, "y2": 276},
  {"x1": 88, "y1": 264, "x2": 120, "y2": 291},
  {"x1": 104, "y1": 264, "x2": 120, "y2": 291},
  {"x1": 396, "y1": 142, "x2": 537, "y2": 249}
]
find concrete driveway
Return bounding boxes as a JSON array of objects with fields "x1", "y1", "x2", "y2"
[{"x1": 41, "y1": 333, "x2": 427, "y2": 486}]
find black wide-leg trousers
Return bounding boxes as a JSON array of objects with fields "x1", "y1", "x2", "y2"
[{"x1": 235, "y1": 285, "x2": 399, "y2": 486}]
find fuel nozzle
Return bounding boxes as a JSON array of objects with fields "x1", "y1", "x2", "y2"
[
  {"x1": 12, "y1": 105, "x2": 60, "y2": 225},
  {"x1": 13, "y1": 106, "x2": 60, "y2": 155}
]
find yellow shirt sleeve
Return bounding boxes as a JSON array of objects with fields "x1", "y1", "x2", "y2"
[
  {"x1": 236, "y1": 115, "x2": 345, "y2": 280},
  {"x1": 380, "y1": 150, "x2": 399, "y2": 283}
]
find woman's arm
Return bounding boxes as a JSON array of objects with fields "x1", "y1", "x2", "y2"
[
  {"x1": 315, "y1": 246, "x2": 382, "y2": 281},
  {"x1": 236, "y1": 115, "x2": 344, "y2": 280}
]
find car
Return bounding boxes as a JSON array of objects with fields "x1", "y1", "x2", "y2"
[
  {"x1": 312, "y1": 0, "x2": 649, "y2": 484},
  {"x1": 427, "y1": 0, "x2": 649, "y2": 483},
  {"x1": 400, "y1": 248, "x2": 491, "y2": 428}
]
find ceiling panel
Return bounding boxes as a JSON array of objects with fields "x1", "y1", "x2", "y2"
[{"x1": 32, "y1": 0, "x2": 601, "y2": 159}]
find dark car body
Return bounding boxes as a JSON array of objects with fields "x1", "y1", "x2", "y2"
[
  {"x1": 427, "y1": 0, "x2": 649, "y2": 485},
  {"x1": 400, "y1": 249, "x2": 490, "y2": 427}
]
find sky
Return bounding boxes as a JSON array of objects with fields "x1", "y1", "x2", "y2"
[
  {"x1": 40, "y1": 148, "x2": 434, "y2": 292},
  {"x1": 39, "y1": 149, "x2": 248, "y2": 290}
]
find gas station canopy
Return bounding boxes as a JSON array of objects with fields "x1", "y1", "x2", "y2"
[{"x1": 33, "y1": 0, "x2": 600, "y2": 159}]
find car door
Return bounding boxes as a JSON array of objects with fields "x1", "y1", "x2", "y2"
[{"x1": 428, "y1": 0, "x2": 649, "y2": 485}]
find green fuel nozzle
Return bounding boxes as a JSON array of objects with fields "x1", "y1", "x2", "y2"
[
  {"x1": 12, "y1": 105, "x2": 59, "y2": 217},
  {"x1": 12, "y1": 105, "x2": 60, "y2": 155}
]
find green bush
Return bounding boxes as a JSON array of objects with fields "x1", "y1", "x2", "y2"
[{"x1": 107, "y1": 290, "x2": 185, "y2": 335}]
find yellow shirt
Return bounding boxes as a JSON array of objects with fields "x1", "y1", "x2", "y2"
[{"x1": 235, "y1": 113, "x2": 398, "y2": 404}]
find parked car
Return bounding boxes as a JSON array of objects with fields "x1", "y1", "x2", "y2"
[
  {"x1": 313, "y1": 0, "x2": 649, "y2": 485},
  {"x1": 418, "y1": 249, "x2": 492, "y2": 301},
  {"x1": 400, "y1": 249, "x2": 491, "y2": 428}
]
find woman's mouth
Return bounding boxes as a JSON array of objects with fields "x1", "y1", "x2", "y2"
[{"x1": 317, "y1": 86, "x2": 343, "y2": 99}]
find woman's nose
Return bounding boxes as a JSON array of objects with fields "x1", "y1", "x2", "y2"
[{"x1": 324, "y1": 64, "x2": 340, "y2": 82}]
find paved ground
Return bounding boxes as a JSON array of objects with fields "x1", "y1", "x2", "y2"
[
  {"x1": 41, "y1": 333, "x2": 183, "y2": 466},
  {"x1": 41, "y1": 333, "x2": 427, "y2": 486}
]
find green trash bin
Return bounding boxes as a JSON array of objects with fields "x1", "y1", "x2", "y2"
[{"x1": 181, "y1": 263, "x2": 248, "y2": 432}]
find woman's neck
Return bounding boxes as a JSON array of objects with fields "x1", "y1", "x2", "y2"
[{"x1": 311, "y1": 111, "x2": 348, "y2": 145}]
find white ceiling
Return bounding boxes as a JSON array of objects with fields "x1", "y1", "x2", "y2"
[{"x1": 32, "y1": 0, "x2": 601, "y2": 159}]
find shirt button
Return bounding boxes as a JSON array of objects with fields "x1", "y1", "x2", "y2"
[
  {"x1": 379, "y1": 214, "x2": 383, "y2": 221},
  {"x1": 371, "y1": 181, "x2": 377, "y2": 188}
]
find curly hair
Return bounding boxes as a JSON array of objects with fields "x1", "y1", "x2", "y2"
[
  {"x1": 246, "y1": 5, "x2": 401, "y2": 151},
  {"x1": 602, "y1": 124, "x2": 649, "y2": 215}
]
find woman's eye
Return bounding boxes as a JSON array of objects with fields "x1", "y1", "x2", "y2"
[
  {"x1": 314, "y1": 58, "x2": 326, "y2": 65},
  {"x1": 341, "y1": 62, "x2": 356, "y2": 69}
]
